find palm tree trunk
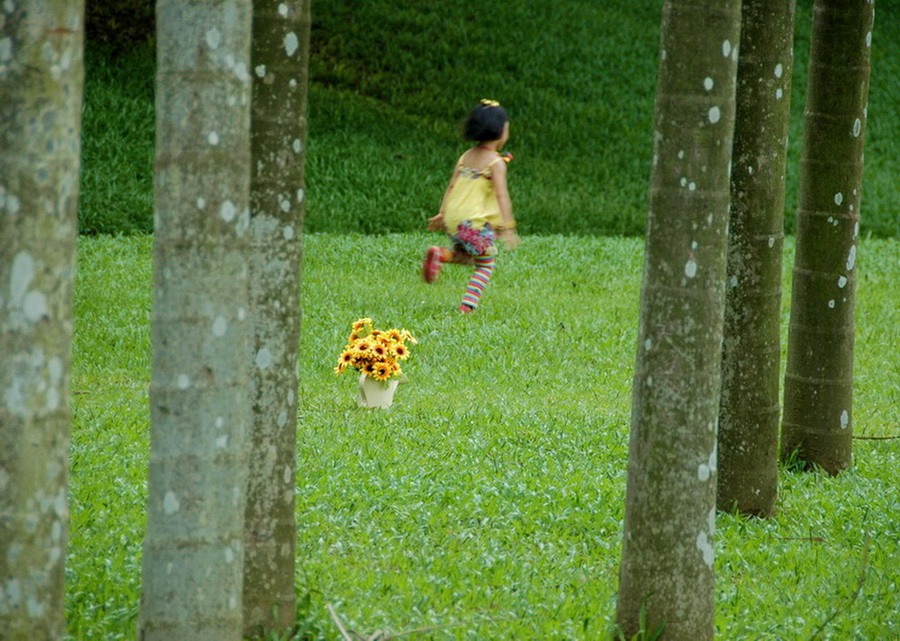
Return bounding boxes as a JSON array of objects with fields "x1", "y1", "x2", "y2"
[
  {"x1": 717, "y1": 0, "x2": 796, "y2": 517},
  {"x1": 0, "y1": 3, "x2": 83, "y2": 639},
  {"x1": 780, "y1": 0, "x2": 874, "y2": 475},
  {"x1": 137, "y1": 2, "x2": 253, "y2": 640},
  {"x1": 242, "y1": 0, "x2": 311, "y2": 636},
  {"x1": 615, "y1": 1, "x2": 741, "y2": 639}
]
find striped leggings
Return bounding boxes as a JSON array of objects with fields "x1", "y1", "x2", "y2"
[{"x1": 461, "y1": 254, "x2": 495, "y2": 310}]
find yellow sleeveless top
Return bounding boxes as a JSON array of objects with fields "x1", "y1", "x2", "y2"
[{"x1": 443, "y1": 154, "x2": 504, "y2": 232}]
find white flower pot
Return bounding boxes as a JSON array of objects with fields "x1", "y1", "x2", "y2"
[{"x1": 357, "y1": 373, "x2": 400, "y2": 408}]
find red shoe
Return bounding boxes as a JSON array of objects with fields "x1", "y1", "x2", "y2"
[
  {"x1": 423, "y1": 246, "x2": 444, "y2": 283},
  {"x1": 459, "y1": 304, "x2": 475, "y2": 314}
]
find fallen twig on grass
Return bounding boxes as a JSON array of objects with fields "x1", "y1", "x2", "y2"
[
  {"x1": 327, "y1": 604, "x2": 357, "y2": 641},
  {"x1": 326, "y1": 602, "x2": 509, "y2": 640},
  {"x1": 852, "y1": 434, "x2": 900, "y2": 440},
  {"x1": 806, "y1": 533, "x2": 871, "y2": 641}
]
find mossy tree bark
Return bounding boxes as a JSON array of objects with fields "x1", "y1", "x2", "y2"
[
  {"x1": 242, "y1": 0, "x2": 310, "y2": 636},
  {"x1": 0, "y1": 2, "x2": 84, "y2": 639},
  {"x1": 780, "y1": 0, "x2": 874, "y2": 475},
  {"x1": 615, "y1": 1, "x2": 740, "y2": 639},
  {"x1": 137, "y1": 2, "x2": 253, "y2": 640},
  {"x1": 717, "y1": 0, "x2": 796, "y2": 517}
]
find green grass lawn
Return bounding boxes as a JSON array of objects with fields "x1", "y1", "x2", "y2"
[{"x1": 67, "y1": 233, "x2": 898, "y2": 640}]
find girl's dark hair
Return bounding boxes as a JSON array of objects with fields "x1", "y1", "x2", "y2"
[{"x1": 463, "y1": 101, "x2": 508, "y2": 142}]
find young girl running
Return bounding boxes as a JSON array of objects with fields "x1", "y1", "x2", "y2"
[{"x1": 422, "y1": 99, "x2": 520, "y2": 313}]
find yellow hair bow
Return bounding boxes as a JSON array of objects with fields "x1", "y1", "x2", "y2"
[{"x1": 480, "y1": 98, "x2": 500, "y2": 107}]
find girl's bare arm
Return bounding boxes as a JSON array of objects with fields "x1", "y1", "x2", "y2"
[
  {"x1": 428, "y1": 166, "x2": 460, "y2": 230},
  {"x1": 490, "y1": 161, "x2": 520, "y2": 249}
]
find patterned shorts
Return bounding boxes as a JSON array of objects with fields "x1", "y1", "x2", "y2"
[{"x1": 451, "y1": 220, "x2": 496, "y2": 256}]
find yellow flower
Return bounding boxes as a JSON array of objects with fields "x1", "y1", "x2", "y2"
[
  {"x1": 336, "y1": 349, "x2": 356, "y2": 372},
  {"x1": 372, "y1": 362, "x2": 394, "y2": 381},
  {"x1": 352, "y1": 318, "x2": 372, "y2": 332},
  {"x1": 362, "y1": 361, "x2": 377, "y2": 376},
  {"x1": 392, "y1": 344, "x2": 409, "y2": 360},
  {"x1": 386, "y1": 329, "x2": 404, "y2": 343}
]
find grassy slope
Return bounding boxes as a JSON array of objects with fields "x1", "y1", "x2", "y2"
[
  {"x1": 78, "y1": 0, "x2": 899, "y2": 237},
  {"x1": 68, "y1": 234, "x2": 899, "y2": 640},
  {"x1": 80, "y1": 42, "x2": 155, "y2": 235}
]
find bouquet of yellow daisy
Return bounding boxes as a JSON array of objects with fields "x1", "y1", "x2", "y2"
[{"x1": 335, "y1": 318, "x2": 416, "y2": 382}]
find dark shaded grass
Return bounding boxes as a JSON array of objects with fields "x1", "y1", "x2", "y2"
[{"x1": 78, "y1": 0, "x2": 899, "y2": 237}]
